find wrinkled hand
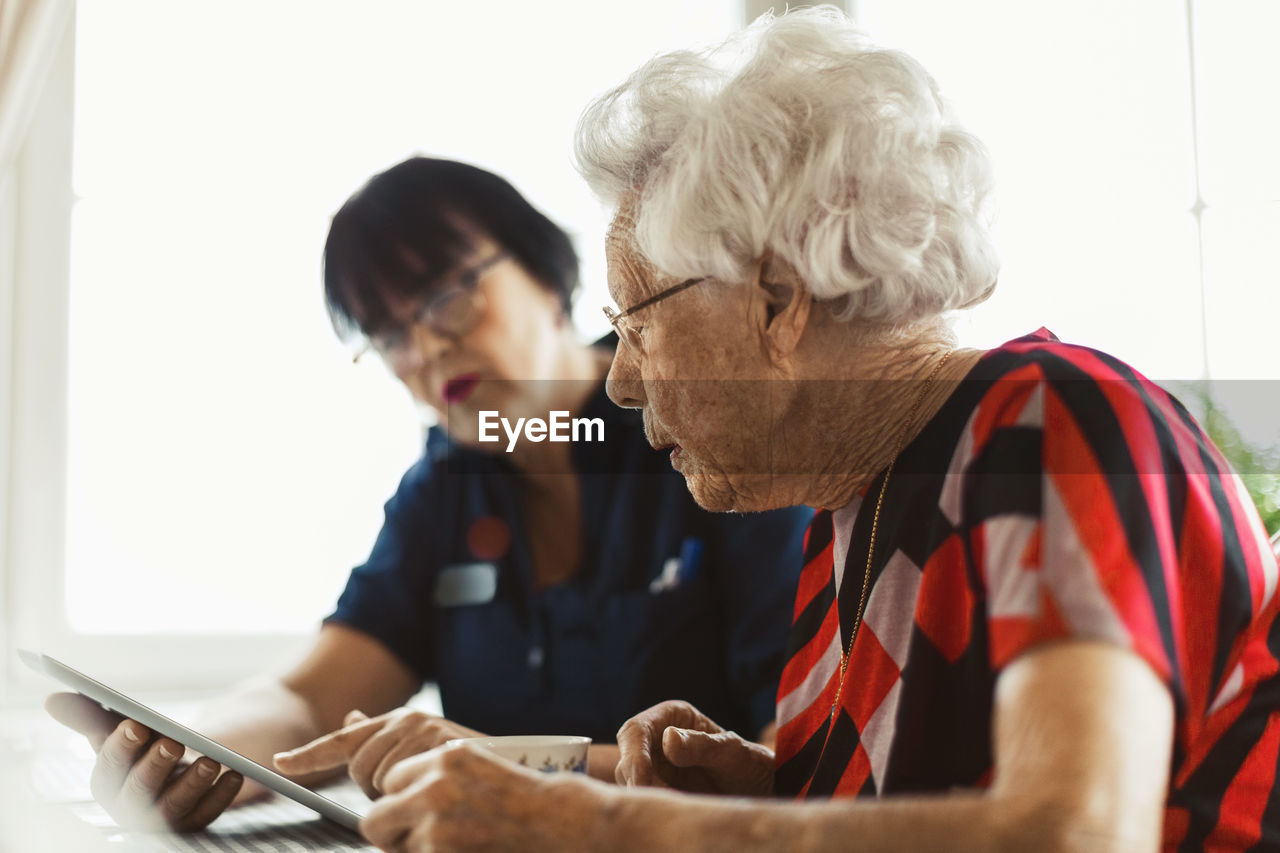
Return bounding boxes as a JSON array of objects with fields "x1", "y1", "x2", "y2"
[
  {"x1": 274, "y1": 709, "x2": 484, "y2": 798},
  {"x1": 614, "y1": 700, "x2": 773, "y2": 796},
  {"x1": 45, "y1": 692, "x2": 243, "y2": 832},
  {"x1": 362, "y1": 741, "x2": 607, "y2": 853}
]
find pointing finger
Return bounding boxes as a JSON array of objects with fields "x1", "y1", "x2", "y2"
[{"x1": 274, "y1": 716, "x2": 387, "y2": 774}]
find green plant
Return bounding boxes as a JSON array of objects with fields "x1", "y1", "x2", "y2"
[{"x1": 1170, "y1": 382, "x2": 1280, "y2": 537}]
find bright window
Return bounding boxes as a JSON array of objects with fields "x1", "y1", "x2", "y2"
[{"x1": 858, "y1": 0, "x2": 1279, "y2": 480}]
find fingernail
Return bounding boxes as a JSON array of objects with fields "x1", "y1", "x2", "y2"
[
  {"x1": 196, "y1": 761, "x2": 215, "y2": 778},
  {"x1": 158, "y1": 743, "x2": 176, "y2": 760},
  {"x1": 122, "y1": 724, "x2": 141, "y2": 743}
]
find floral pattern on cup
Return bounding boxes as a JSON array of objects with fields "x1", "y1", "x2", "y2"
[{"x1": 447, "y1": 735, "x2": 591, "y2": 774}]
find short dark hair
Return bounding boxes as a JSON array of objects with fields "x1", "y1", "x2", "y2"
[{"x1": 323, "y1": 157, "x2": 580, "y2": 340}]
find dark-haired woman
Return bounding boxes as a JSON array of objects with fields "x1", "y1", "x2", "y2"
[{"x1": 46, "y1": 157, "x2": 811, "y2": 832}]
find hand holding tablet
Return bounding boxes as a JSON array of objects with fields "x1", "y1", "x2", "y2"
[
  {"x1": 43, "y1": 690, "x2": 245, "y2": 833},
  {"x1": 21, "y1": 650, "x2": 366, "y2": 832}
]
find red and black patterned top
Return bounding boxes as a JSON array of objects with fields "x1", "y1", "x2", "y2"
[{"x1": 773, "y1": 329, "x2": 1280, "y2": 851}]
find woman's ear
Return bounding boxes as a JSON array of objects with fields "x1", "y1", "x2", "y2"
[{"x1": 751, "y1": 250, "x2": 811, "y2": 361}]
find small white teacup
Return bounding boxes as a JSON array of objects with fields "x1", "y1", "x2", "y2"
[{"x1": 445, "y1": 734, "x2": 591, "y2": 774}]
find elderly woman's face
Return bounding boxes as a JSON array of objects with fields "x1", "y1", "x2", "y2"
[{"x1": 604, "y1": 223, "x2": 794, "y2": 513}]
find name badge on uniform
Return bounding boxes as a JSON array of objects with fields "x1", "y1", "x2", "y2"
[
  {"x1": 435, "y1": 562, "x2": 498, "y2": 607},
  {"x1": 649, "y1": 537, "x2": 705, "y2": 595}
]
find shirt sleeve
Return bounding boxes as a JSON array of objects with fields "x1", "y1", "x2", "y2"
[
  {"x1": 325, "y1": 452, "x2": 441, "y2": 684},
  {"x1": 959, "y1": 352, "x2": 1249, "y2": 710},
  {"x1": 705, "y1": 505, "x2": 813, "y2": 738}
]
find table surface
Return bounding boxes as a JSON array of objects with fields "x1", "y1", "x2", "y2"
[{"x1": 0, "y1": 693, "x2": 382, "y2": 851}]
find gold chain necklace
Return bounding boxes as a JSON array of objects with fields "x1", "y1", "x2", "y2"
[{"x1": 828, "y1": 349, "x2": 953, "y2": 717}]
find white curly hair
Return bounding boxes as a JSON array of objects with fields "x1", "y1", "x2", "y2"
[{"x1": 574, "y1": 5, "x2": 999, "y2": 324}]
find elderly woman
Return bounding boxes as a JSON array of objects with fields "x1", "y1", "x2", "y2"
[{"x1": 356, "y1": 8, "x2": 1280, "y2": 852}]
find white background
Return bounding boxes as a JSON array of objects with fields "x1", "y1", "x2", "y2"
[{"x1": 61, "y1": 0, "x2": 740, "y2": 640}]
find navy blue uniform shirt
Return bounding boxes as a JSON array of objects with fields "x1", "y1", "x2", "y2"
[{"x1": 328, "y1": 371, "x2": 811, "y2": 743}]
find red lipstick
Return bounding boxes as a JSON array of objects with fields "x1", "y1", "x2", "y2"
[{"x1": 443, "y1": 373, "x2": 481, "y2": 404}]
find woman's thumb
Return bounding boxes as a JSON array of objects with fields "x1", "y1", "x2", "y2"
[{"x1": 663, "y1": 726, "x2": 732, "y2": 768}]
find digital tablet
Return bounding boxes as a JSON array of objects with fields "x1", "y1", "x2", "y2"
[{"x1": 19, "y1": 649, "x2": 367, "y2": 831}]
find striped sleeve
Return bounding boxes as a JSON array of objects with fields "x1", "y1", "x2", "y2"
[
  {"x1": 960, "y1": 344, "x2": 1272, "y2": 712},
  {"x1": 958, "y1": 338, "x2": 1280, "y2": 849}
]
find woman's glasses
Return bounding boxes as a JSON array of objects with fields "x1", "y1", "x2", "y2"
[
  {"x1": 603, "y1": 276, "x2": 707, "y2": 352},
  {"x1": 353, "y1": 251, "x2": 510, "y2": 366}
]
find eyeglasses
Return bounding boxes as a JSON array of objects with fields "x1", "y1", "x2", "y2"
[
  {"x1": 603, "y1": 276, "x2": 707, "y2": 353},
  {"x1": 353, "y1": 251, "x2": 510, "y2": 366}
]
